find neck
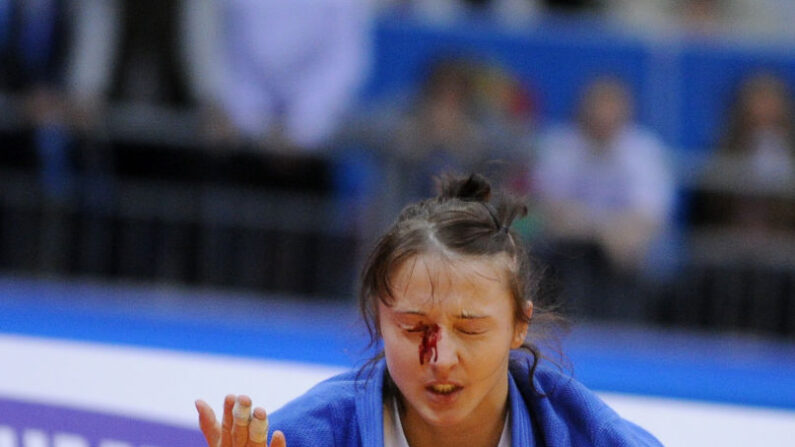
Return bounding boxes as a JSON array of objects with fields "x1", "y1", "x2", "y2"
[{"x1": 403, "y1": 407, "x2": 507, "y2": 447}]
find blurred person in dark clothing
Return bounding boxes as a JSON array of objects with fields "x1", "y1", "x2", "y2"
[
  {"x1": 62, "y1": 0, "x2": 205, "y2": 218},
  {"x1": 699, "y1": 72, "x2": 795, "y2": 242},
  {"x1": 720, "y1": 72, "x2": 793, "y2": 187},
  {"x1": 57, "y1": 0, "x2": 209, "y2": 277},
  {"x1": 387, "y1": 57, "x2": 534, "y2": 204},
  {"x1": 0, "y1": 0, "x2": 68, "y2": 100},
  {"x1": 339, "y1": 55, "x2": 535, "y2": 247},
  {"x1": 394, "y1": 59, "x2": 488, "y2": 195},
  {"x1": 543, "y1": 0, "x2": 602, "y2": 12},
  {"x1": 66, "y1": 0, "x2": 193, "y2": 131},
  {"x1": 66, "y1": 0, "x2": 246, "y2": 145},
  {"x1": 0, "y1": 0, "x2": 83, "y2": 276},
  {"x1": 0, "y1": 0, "x2": 73, "y2": 199}
]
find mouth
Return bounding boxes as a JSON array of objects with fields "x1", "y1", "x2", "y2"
[{"x1": 426, "y1": 383, "x2": 462, "y2": 395}]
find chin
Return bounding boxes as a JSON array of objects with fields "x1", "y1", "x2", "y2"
[{"x1": 416, "y1": 403, "x2": 471, "y2": 427}]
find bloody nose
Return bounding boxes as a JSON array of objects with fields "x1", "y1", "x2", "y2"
[{"x1": 418, "y1": 323, "x2": 440, "y2": 365}]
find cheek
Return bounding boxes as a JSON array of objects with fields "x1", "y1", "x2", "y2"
[
  {"x1": 463, "y1": 331, "x2": 517, "y2": 374},
  {"x1": 383, "y1": 334, "x2": 422, "y2": 390},
  {"x1": 471, "y1": 336, "x2": 511, "y2": 363},
  {"x1": 382, "y1": 328, "x2": 417, "y2": 367}
]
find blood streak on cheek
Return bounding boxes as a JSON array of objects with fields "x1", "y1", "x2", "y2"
[{"x1": 416, "y1": 323, "x2": 441, "y2": 365}]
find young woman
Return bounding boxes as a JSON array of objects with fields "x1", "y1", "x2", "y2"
[{"x1": 195, "y1": 173, "x2": 662, "y2": 447}]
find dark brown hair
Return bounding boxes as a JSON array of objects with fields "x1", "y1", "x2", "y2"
[
  {"x1": 358, "y1": 173, "x2": 563, "y2": 387},
  {"x1": 721, "y1": 71, "x2": 794, "y2": 156}
]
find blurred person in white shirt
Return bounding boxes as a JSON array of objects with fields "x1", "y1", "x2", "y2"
[
  {"x1": 533, "y1": 76, "x2": 674, "y2": 272},
  {"x1": 213, "y1": 0, "x2": 372, "y2": 151}
]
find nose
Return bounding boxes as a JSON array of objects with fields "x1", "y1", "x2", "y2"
[{"x1": 430, "y1": 328, "x2": 459, "y2": 372}]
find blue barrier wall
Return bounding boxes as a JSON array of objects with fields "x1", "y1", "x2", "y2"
[
  {"x1": 363, "y1": 17, "x2": 795, "y2": 154},
  {"x1": 2, "y1": 276, "x2": 794, "y2": 410}
]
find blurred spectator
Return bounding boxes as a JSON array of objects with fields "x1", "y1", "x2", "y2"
[
  {"x1": 543, "y1": 0, "x2": 602, "y2": 13},
  {"x1": 336, "y1": 55, "x2": 535, "y2": 240},
  {"x1": 720, "y1": 72, "x2": 794, "y2": 185},
  {"x1": 0, "y1": 0, "x2": 73, "y2": 199},
  {"x1": 678, "y1": 0, "x2": 724, "y2": 35},
  {"x1": 532, "y1": 77, "x2": 674, "y2": 319},
  {"x1": 66, "y1": 0, "x2": 242, "y2": 142},
  {"x1": 534, "y1": 76, "x2": 674, "y2": 271},
  {"x1": 0, "y1": 0, "x2": 67, "y2": 104},
  {"x1": 693, "y1": 0, "x2": 795, "y2": 39},
  {"x1": 393, "y1": 58, "x2": 489, "y2": 197},
  {"x1": 65, "y1": 0, "x2": 193, "y2": 131},
  {"x1": 211, "y1": 0, "x2": 372, "y2": 151},
  {"x1": 602, "y1": 0, "x2": 724, "y2": 37},
  {"x1": 64, "y1": 0, "x2": 207, "y2": 216},
  {"x1": 379, "y1": 0, "x2": 616, "y2": 25},
  {"x1": 383, "y1": 0, "x2": 795, "y2": 39},
  {"x1": 699, "y1": 72, "x2": 795, "y2": 237},
  {"x1": 377, "y1": 0, "x2": 541, "y2": 26},
  {"x1": 606, "y1": 0, "x2": 795, "y2": 39},
  {"x1": 383, "y1": 57, "x2": 534, "y2": 202},
  {"x1": 61, "y1": 0, "x2": 207, "y2": 276},
  {"x1": 180, "y1": 0, "x2": 237, "y2": 143}
]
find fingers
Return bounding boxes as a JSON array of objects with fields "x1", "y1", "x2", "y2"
[
  {"x1": 208, "y1": 394, "x2": 277, "y2": 447},
  {"x1": 270, "y1": 431, "x2": 286, "y2": 447},
  {"x1": 246, "y1": 407, "x2": 268, "y2": 447},
  {"x1": 221, "y1": 394, "x2": 236, "y2": 447},
  {"x1": 195, "y1": 399, "x2": 221, "y2": 447},
  {"x1": 232, "y1": 395, "x2": 252, "y2": 446}
]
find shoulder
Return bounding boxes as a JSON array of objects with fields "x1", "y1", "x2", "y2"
[
  {"x1": 615, "y1": 127, "x2": 672, "y2": 179},
  {"x1": 538, "y1": 125, "x2": 585, "y2": 154},
  {"x1": 509, "y1": 353, "x2": 662, "y2": 446},
  {"x1": 268, "y1": 369, "x2": 364, "y2": 447},
  {"x1": 515, "y1": 360, "x2": 619, "y2": 427}
]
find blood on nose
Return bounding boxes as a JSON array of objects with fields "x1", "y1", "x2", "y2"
[{"x1": 417, "y1": 323, "x2": 440, "y2": 365}]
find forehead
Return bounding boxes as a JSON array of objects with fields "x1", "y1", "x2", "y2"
[{"x1": 386, "y1": 253, "x2": 513, "y2": 313}]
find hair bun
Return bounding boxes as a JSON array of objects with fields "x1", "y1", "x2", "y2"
[{"x1": 437, "y1": 173, "x2": 491, "y2": 202}]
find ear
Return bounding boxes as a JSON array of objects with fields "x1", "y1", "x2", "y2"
[{"x1": 511, "y1": 300, "x2": 533, "y2": 349}]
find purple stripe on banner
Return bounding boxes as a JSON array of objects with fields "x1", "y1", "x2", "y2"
[{"x1": 0, "y1": 396, "x2": 204, "y2": 446}]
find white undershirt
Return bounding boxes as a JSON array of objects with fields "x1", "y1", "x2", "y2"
[{"x1": 383, "y1": 396, "x2": 511, "y2": 447}]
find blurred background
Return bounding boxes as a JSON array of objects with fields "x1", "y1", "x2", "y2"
[{"x1": 0, "y1": 0, "x2": 794, "y2": 446}]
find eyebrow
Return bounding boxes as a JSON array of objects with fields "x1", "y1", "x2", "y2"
[{"x1": 393, "y1": 310, "x2": 490, "y2": 320}]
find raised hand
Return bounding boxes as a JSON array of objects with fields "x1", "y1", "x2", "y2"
[{"x1": 196, "y1": 394, "x2": 286, "y2": 447}]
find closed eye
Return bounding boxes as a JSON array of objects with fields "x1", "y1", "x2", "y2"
[
  {"x1": 400, "y1": 323, "x2": 427, "y2": 333},
  {"x1": 457, "y1": 328, "x2": 486, "y2": 335}
]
